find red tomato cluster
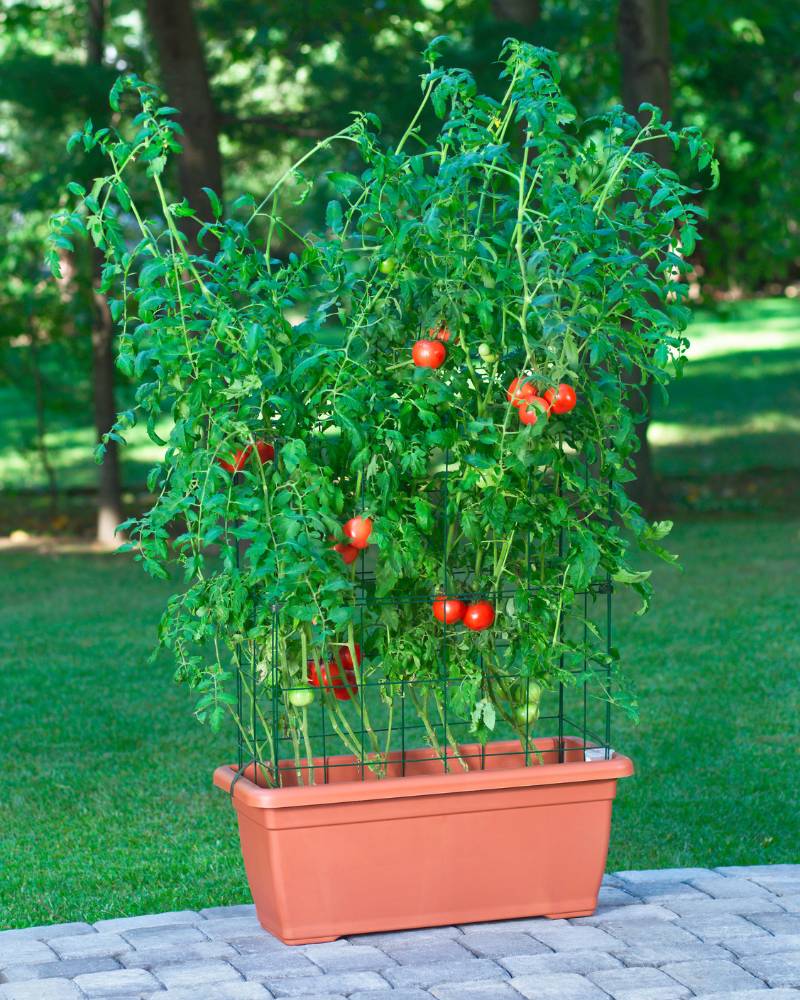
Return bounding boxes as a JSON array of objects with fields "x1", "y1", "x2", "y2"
[
  {"x1": 308, "y1": 644, "x2": 361, "y2": 701},
  {"x1": 333, "y1": 515, "x2": 373, "y2": 565},
  {"x1": 432, "y1": 596, "x2": 495, "y2": 632},
  {"x1": 217, "y1": 440, "x2": 274, "y2": 474},
  {"x1": 507, "y1": 376, "x2": 576, "y2": 426}
]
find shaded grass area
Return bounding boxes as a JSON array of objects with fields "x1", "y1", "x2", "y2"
[
  {"x1": 2, "y1": 515, "x2": 799, "y2": 927},
  {"x1": 651, "y1": 297, "x2": 800, "y2": 478}
]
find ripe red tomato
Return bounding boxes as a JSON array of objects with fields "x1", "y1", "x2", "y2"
[
  {"x1": 307, "y1": 657, "x2": 358, "y2": 700},
  {"x1": 519, "y1": 395, "x2": 549, "y2": 426},
  {"x1": 507, "y1": 377, "x2": 537, "y2": 408},
  {"x1": 412, "y1": 339, "x2": 447, "y2": 369},
  {"x1": 255, "y1": 441, "x2": 275, "y2": 463},
  {"x1": 336, "y1": 643, "x2": 362, "y2": 670},
  {"x1": 307, "y1": 658, "x2": 324, "y2": 687},
  {"x1": 343, "y1": 516, "x2": 373, "y2": 549},
  {"x1": 217, "y1": 440, "x2": 274, "y2": 473},
  {"x1": 463, "y1": 600, "x2": 495, "y2": 631},
  {"x1": 217, "y1": 446, "x2": 253, "y2": 474},
  {"x1": 327, "y1": 653, "x2": 359, "y2": 701},
  {"x1": 432, "y1": 596, "x2": 466, "y2": 624},
  {"x1": 430, "y1": 324, "x2": 451, "y2": 342},
  {"x1": 333, "y1": 542, "x2": 359, "y2": 565},
  {"x1": 544, "y1": 383, "x2": 577, "y2": 414}
]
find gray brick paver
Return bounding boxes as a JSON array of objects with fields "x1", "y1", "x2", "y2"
[
  {"x1": 749, "y1": 912, "x2": 800, "y2": 935},
  {"x1": 738, "y1": 951, "x2": 800, "y2": 988},
  {"x1": 614, "y1": 943, "x2": 734, "y2": 966},
  {"x1": 204, "y1": 917, "x2": 285, "y2": 944},
  {"x1": 121, "y1": 940, "x2": 238, "y2": 968},
  {"x1": 622, "y1": 880, "x2": 712, "y2": 903},
  {"x1": 0, "y1": 979, "x2": 81, "y2": 1000},
  {"x1": 579, "y1": 903, "x2": 679, "y2": 925},
  {"x1": 122, "y1": 923, "x2": 210, "y2": 948},
  {"x1": 530, "y1": 923, "x2": 623, "y2": 952},
  {"x1": 154, "y1": 958, "x2": 244, "y2": 988},
  {"x1": 384, "y1": 957, "x2": 506, "y2": 989},
  {"x1": 693, "y1": 992, "x2": 800, "y2": 1000},
  {"x1": 145, "y1": 985, "x2": 271, "y2": 1000},
  {"x1": 303, "y1": 944, "x2": 395, "y2": 973},
  {"x1": 431, "y1": 983, "x2": 523, "y2": 999},
  {"x1": 599, "y1": 919, "x2": 703, "y2": 948},
  {"x1": 199, "y1": 905, "x2": 258, "y2": 920},
  {"x1": 589, "y1": 964, "x2": 692, "y2": 999},
  {"x1": 0, "y1": 956, "x2": 120, "y2": 982},
  {"x1": 616, "y1": 867, "x2": 719, "y2": 884},
  {"x1": 690, "y1": 876, "x2": 773, "y2": 899},
  {"x1": 724, "y1": 934, "x2": 800, "y2": 957},
  {"x1": 379, "y1": 940, "x2": 472, "y2": 965},
  {"x1": 457, "y1": 930, "x2": 550, "y2": 958},
  {"x1": 0, "y1": 923, "x2": 94, "y2": 943},
  {"x1": 74, "y1": 966, "x2": 161, "y2": 997},
  {"x1": 350, "y1": 992, "x2": 430, "y2": 1000},
  {"x1": 263, "y1": 972, "x2": 388, "y2": 995},
  {"x1": 48, "y1": 932, "x2": 133, "y2": 960},
  {"x1": 664, "y1": 897, "x2": 783, "y2": 919},
  {"x1": 509, "y1": 971, "x2": 610, "y2": 999},
  {"x1": 232, "y1": 952, "x2": 320, "y2": 980},
  {"x1": 661, "y1": 958, "x2": 768, "y2": 994},
  {"x1": 676, "y1": 913, "x2": 769, "y2": 943},
  {"x1": 0, "y1": 939, "x2": 58, "y2": 965},
  {"x1": 500, "y1": 950, "x2": 622, "y2": 976},
  {"x1": 94, "y1": 911, "x2": 201, "y2": 933}
]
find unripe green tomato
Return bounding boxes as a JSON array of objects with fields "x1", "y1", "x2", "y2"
[
  {"x1": 288, "y1": 688, "x2": 315, "y2": 708},
  {"x1": 478, "y1": 342, "x2": 497, "y2": 363},
  {"x1": 514, "y1": 703, "x2": 540, "y2": 726},
  {"x1": 514, "y1": 678, "x2": 543, "y2": 706},
  {"x1": 379, "y1": 257, "x2": 396, "y2": 274}
]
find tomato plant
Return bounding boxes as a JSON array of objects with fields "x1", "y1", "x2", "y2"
[{"x1": 50, "y1": 40, "x2": 714, "y2": 784}]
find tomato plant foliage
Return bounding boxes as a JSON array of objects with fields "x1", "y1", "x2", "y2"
[{"x1": 50, "y1": 40, "x2": 714, "y2": 780}]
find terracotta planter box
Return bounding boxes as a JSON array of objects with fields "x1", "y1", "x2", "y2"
[{"x1": 213, "y1": 737, "x2": 633, "y2": 945}]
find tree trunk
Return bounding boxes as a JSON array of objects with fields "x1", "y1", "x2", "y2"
[
  {"x1": 490, "y1": 0, "x2": 541, "y2": 22},
  {"x1": 618, "y1": 0, "x2": 671, "y2": 514},
  {"x1": 145, "y1": 0, "x2": 223, "y2": 237},
  {"x1": 88, "y1": 0, "x2": 123, "y2": 545}
]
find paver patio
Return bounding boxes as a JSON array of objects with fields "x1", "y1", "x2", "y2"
[{"x1": 1, "y1": 866, "x2": 799, "y2": 999}]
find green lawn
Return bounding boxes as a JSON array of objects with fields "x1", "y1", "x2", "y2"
[{"x1": 2, "y1": 515, "x2": 798, "y2": 929}]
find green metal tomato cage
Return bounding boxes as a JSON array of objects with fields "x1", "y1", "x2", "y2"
[{"x1": 230, "y1": 435, "x2": 615, "y2": 790}]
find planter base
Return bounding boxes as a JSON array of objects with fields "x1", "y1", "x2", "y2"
[{"x1": 214, "y1": 738, "x2": 633, "y2": 945}]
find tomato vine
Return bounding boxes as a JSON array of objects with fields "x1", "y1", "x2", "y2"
[{"x1": 49, "y1": 40, "x2": 715, "y2": 784}]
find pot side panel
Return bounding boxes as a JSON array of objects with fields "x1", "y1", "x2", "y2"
[{"x1": 234, "y1": 778, "x2": 618, "y2": 943}]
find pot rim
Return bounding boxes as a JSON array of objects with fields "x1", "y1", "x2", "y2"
[{"x1": 213, "y1": 737, "x2": 633, "y2": 809}]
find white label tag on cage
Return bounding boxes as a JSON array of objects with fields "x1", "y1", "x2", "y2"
[{"x1": 584, "y1": 747, "x2": 612, "y2": 762}]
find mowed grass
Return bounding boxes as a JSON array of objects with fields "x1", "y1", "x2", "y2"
[{"x1": 2, "y1": 516, "x2": 799, "y2": 928}]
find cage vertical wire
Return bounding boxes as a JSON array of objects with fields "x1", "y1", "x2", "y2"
[{"x1": 228, "y1": 437, "x2": 615, "y2": 791}]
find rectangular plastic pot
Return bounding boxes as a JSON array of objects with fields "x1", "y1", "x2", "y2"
[{"x1": 213, "y1": 737, "x2": 633, "y2": 945}]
